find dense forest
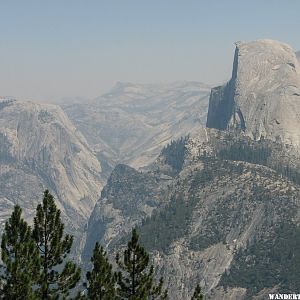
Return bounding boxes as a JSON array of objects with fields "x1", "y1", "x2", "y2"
[
  {"x1": 0, "y1": 190, "x2": 203, "y2": 300},
  {"x1": 216, "y1": 136, "x2": 300, "y2": 186}
]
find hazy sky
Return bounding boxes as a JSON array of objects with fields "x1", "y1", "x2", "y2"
[{"x1": 1, "y1": 1, "x2": 300, "y2": 102}]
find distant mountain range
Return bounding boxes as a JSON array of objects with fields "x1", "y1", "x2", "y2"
[
  {"x1": 1, "y1": 39, "x2": 300, "y2": 299},
  {"x1": 60, "y1": 81, "x2": 211, "y2": 172},
  {"x1": 0, "y1": 81, "x2": 211, "y2": 257}
]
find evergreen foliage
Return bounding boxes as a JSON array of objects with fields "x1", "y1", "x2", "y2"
[
  {"x1": 191, "y1": 284, "x2": 204, "y2": 300},
  {"x1": 116, "y1": 229, "x2": 168, "y2": 299},
  {"x1": 220, "y1": 221, "x2": 300, "y2": 296},
  {"x1": 0, "y1": 99, "x2": 14, "y2": 111},
  {"x1": 139, "y1": 159, "x2": 226, "y2": 253},
  {"x1": 86, "y1": 242, "x2": 116, "y2": 299},
  {"x1": 161, "y1": 137, "x2": 188, "y2": 172},
  {"x1": 0, "y1": 205, "x2": 40, "y2": 300},
  {"x1": 32, "y1": 190, "x2": 81, "y2": 299},
  {"x1": 140, "y1": 193, "x2": 198, "y2": 253},
  {"x1": 216, "y1": 138, "x2": 300, "y2": 186},
  {"x1": 274, "y1": 163, "x2": 300, "y2": 186},
  {"x1": 0, "y1": 133, "x2": 14, "y2": 163},
  {"x1": 190, "y1": 163, "x2": 214, "y2": 189},
  {"x1": 217, "y1": 140, "x2": 271, "y2": 165},
  {"x1": 0, "y1": 202, "x2": 205, "y2": 299}
]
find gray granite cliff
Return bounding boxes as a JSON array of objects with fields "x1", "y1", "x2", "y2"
[{"x1": 207, "y1": 40, "x2": 300, "y2": 146}]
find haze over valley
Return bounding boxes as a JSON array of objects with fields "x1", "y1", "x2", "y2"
[{"x1": 1, "y1": 1, "x2": 300, "y2": 299}]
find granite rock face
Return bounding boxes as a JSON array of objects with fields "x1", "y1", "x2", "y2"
[
  {"x1": 296, "y1": 50, "x2": 300, "y2": 67},
  {"x1": 207, "y1": 40, "x2": 300, "y2": 146},
  {"x1": 0, "y1": 98, "x2": 103, "y2": 230},
  {"x1": 84, "y1": 128, "x2": 300, "y2": 299},
  {"x1": 84, "y1": 41, "x2": 300, "y2": 298},
  {"x1": 82, "y1": 163, "x2": 167, "y2": 260}
]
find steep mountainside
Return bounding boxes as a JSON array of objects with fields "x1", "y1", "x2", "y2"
[
  {"x1": 84, "y1": 40, "x2": 300, "y2": 299},
  {"x1": 61, "y1": 81, "x2": 210, "y2": 171},
  {"x1": 296, "y1": 50, "x2": 300, "y2": 61},
  {"x1": 207, "y1": 40, "x2": 300, "y2": 146},
  {"x1": 0, "y1": 98, "x2": 104, "y2": 231},
  {"x1": 84, "y1": 128, "x2": 300, "y2": 299},
  {"x1": 82, "y1": 163, "x2": 169, "y2": 260}
]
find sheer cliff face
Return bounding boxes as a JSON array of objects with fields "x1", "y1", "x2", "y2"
[
  {"x1": 0, "y1": 99, "x2": 103, "y2": 229},
  {"x1": 207, "y1": 40, "x2": 300, "y2": 146}
]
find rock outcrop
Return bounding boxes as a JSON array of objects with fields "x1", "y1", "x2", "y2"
[
  {"x1": 84, "y1": 128, "x2": 300, "y2": 299},
  {"x1": 82, "y1": 163, "x2": 167, "y2": 260},
  {"x1": 207, "y1": 40, "x2": 300, "y2": 146},
  {"x1": 0, "y1": 98, "x2": 104, "y2": 231},
  {"x1": 84, "y1": 40, "x2": 300, "y2": 299}
]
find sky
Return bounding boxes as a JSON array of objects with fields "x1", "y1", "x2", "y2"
[{"x1": 0, "y1": 1, "x2": 300, "y2": 102}]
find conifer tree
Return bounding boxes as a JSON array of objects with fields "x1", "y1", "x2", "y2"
[
  {"x1": 191, "y1": 284, "x2": 204, "y2": 300},
  {"x1": 1, "y1": 205, "x2": 40, "y2": 300},
  {"x1": 85, "y1": 242, "x2": 116, "y2": 299},
  {"x1": 116, "y1": 228, "x2": 168, "y2": 300},
  {"x1": 32, "y1": 190, "x2": 81, "y2": 299}
]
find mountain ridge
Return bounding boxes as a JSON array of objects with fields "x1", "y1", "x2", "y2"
[
  {"x1": 84, "y1": 127, "x2": 300, "y2": 299},
  {"x1": 61, "y1": 81, "x2": 211, "y2": 170},
  {"x1": 0, "y1": 98, "x2": 104, "y2": 231},
  {"x1": 84, "y1": 40, "x2": 300, "y2": 299}
]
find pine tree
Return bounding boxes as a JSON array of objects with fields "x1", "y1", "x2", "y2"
[
  {"x1": 85, "y1": 242, "x2": 116, "y2": 299},
  {"x1": 116, "y1": 228, "x2": 168, "y2": 300},
  {"x1": 32, "y1": 190, "x2": 81, "y2": 299},
  {"x1": 191, "y1": 284, "x2": 204, "y2": 300},
  {"x1": 1, "y1": 205, "x2": 40, "y2": 300}
]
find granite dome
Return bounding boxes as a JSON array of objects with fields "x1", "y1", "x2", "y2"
[{"x1": 207, "y1": 39, "x2": 300, "y2": 146}]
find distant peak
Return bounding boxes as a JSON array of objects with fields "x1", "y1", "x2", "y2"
[
  {"x1": 234, "y1": 39, "x2": 296, "y2": 59},
  {"x1": 105, "y1": 81, "x2": 211, "y2": 95},
  {"x1": 114, "y1": 81, "x2": 134, "y2": 88},
  {"x1": 0, "y1": 96, "x2": 16, "y2": 102}
]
